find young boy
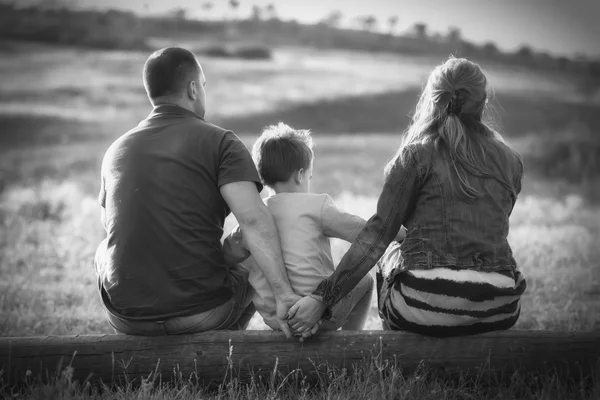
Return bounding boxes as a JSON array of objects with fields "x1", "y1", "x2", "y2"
[{"x1": 222, "y1": 123, "x2": 376, "y2": 331}]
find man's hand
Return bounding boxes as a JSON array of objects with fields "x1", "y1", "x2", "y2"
[
  {"x1": 275, "y1": 292, "x2": 302, "y2": 339},
  {"x1": 286, "y1": 296, "x2": 328, "y2": 335}
]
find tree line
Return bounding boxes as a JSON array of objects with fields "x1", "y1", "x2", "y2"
[{"x1": 0, "y1": 0, "x2": 598, "y2": 79}]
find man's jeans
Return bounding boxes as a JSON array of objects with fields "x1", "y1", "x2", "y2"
[{"x1": 103, "y1": 264, "x2": 256, "y2": 335}]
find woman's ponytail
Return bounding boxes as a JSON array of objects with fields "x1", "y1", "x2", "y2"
[
  {"x1": 438, "y1": 97, "x2": 480, "y2": 199},
  {"x1": 399, "y1": 57, "x2": 522, "y2": 201}
]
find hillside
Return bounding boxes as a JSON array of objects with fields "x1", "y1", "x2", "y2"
[{"x1": 0, "y1": 3, "x2": 599, "y2": 81}]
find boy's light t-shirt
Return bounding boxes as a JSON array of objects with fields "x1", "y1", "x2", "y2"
[{"x1": 223, "y1": 192, "x2": 364, "y2": 329}]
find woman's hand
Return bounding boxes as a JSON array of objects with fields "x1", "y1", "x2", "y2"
[
  {"x1": 275, "y1": 293, "x2": 303, "y2": 339},
  {"x1": 286, "y1": 296, "x2": 328, "y2": 335},
  {"x1": 296, "y1": 320, "x2": 323, "y2": 342}
]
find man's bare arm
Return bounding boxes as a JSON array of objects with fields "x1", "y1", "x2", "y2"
[
  {"x1": 220, "y1": 181, "x2": 300, "y2": 337},
  {"x1": 321, "y1": 196, "x2": 366, "y2": 243},
  {"x1": 221, "y1": 181, "x2": 293, "y2": 297}
]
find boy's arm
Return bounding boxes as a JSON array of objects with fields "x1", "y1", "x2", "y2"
[
  {"x1": 321, "y1": 195, "x2": 366, "y2": 243},
  {"x1": 223, "y1": 224, "x2": 251, "y2": 265},
  {"x1": 321, "y1": 195, "x2": 407, "y2": 244}
]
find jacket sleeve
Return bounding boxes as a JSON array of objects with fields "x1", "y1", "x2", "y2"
[{"x1": 312, "y1": 146, "x2": 423, "y2": 308}]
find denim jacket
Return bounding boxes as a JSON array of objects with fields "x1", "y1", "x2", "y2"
[{"x1": 313, "y1": 141, "x2": 523, "y2": 308}]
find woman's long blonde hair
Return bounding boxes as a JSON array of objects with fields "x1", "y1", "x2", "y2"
[{"x1": 400, "y1": 57, "x2": 523, "y2": 200}]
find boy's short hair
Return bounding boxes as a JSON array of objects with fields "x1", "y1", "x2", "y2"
[{"x1": 252, "y1": 122, "x2": 314, "y2": 187}]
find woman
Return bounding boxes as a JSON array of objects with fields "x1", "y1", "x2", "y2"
[{"x1": 287, "y1": 57, "x2": 526, "y2": 338}]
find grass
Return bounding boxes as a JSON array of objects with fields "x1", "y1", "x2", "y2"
[
  {"x1": 3, "y1": 353, "x2": 600, "y2": 399},
  {"x1": 1, "y1": 134, "x2": 599, "y2": 336},
  {"x1": 0, "y1": 41, "x2": 599, "y2": 398}
]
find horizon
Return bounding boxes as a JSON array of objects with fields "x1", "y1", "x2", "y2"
[{"x1": 72, "y1": 0, "x2": 600, "y2": 59}]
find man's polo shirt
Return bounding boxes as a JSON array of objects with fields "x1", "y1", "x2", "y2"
[{"x1": 96, "y1": 104, "x2": 262, "y2": 320}]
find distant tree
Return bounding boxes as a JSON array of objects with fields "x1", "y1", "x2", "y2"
[
  {"x1": 361, "y1": 15, "x2": 377, "y2": 31},
  {"x1": 482, "y1": 41, "x2": 499, "y2": 56},
  {"x1": 557, "y1": 56, "x2": 572, "y2": 71},
  {"x1": 250, "y1": 4, "x2": 262, "y2": 21},
  {"x1": 0, "y1": 0, "x2": 21, "y2": 9},
  {"x1": 572, "y1": 56, "x2": 594, "y2": 77},
  {"x1": 461, "y1": 41, "x2": 478, "y2": 56},
  {"x1": 535, "y1": 51, "x2": 554, "y2": 65},
  {"x1": 413, "y1": 22, "x2": 427, "y2": 39},
  {"x1": 265, "y1": 3, "x2": 277, "y2": 20},
  {"x1": 229, "y1": 0, "x2": 240, "y2": 20},
  {"x1": 169, "y1": 7, "x2": 187, "y2": 21},
  {"x1": 574, "y1": 53, "x2": 589, "y2": 64},
  {"x1": 446, "y1": 26, "x2": 461, "y2": 43},
  {"x1": 321, "y1": 10, "x2": 343, "y2": 28},
  {"x1": 387, "y1": 15, "x2": 398, "y2": 35},
  {"x1": 516, "y1": 45, "x2": 534, "y2": 63},
  {"x1": 430, "y1": 33, "x2": 444, "y2": 43},
  {"x1": 46, "y1": 0, "x2": 75, "y2": 8},
  {"x1": 8, "y1": 0, "x2": 75, "y2": 9},
  {"x1": 588, "y1": 60, "x2": 600, "y2": 78},
  {"x1": 200, "y1": 1, "x2": 213, "y2": 19}
]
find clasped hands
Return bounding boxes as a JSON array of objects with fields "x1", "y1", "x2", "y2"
[{"x1": 276, "y1": 293, "x2": 328, "y2": 341}]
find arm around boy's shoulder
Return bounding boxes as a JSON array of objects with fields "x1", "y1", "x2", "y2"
[{"x1": 320, "y1": 194, "x2": 366, "y2": 243}]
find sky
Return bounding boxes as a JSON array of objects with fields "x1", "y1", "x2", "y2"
[{"x1": 75, "y1": 0, "x2": 600, "y2": 58}]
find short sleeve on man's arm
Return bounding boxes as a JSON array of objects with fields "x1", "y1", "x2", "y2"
[{"x1": 217, "y1": 132, "x2": 263, "y2": 192}]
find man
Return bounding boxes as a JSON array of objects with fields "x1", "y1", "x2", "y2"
[{"x1": 94, "y1": 47, "x2": 299, "y2": 337}]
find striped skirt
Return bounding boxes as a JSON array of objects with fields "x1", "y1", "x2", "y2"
[{"x1": 376, "y1": 242, "x2": 527, "y2": 337}]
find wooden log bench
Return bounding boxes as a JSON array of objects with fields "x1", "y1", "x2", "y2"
[{"x1": 1, "y1": 330, "x2": 599, "y2": 387}]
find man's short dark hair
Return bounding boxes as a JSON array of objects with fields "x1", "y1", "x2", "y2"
[
  {"x1": 143, "y1": 47, "x2": 200, "y2": 99},
  {"x1": 252, "y1": 123, "x2": 314, "y2": 187}
]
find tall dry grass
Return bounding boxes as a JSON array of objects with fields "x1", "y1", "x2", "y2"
[{"x1": 1, "y1": 136, "x2": 599, "y2": 336}]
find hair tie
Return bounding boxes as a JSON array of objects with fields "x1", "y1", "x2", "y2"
[{"x1": 447, "y1": 89, "x2": 463, "y2": 116}]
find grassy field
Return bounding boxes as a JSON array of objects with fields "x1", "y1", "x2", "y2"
[
  {"x1": 1, "y1": 40, "x2": 599, "y2": 398},
  {"x1": 1, "y1": 133, "x2": 599, "y2": 336}
]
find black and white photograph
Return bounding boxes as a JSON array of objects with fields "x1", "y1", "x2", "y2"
[{"x1": 0, "y1": 0, "x2": 599, "y2": 398}]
